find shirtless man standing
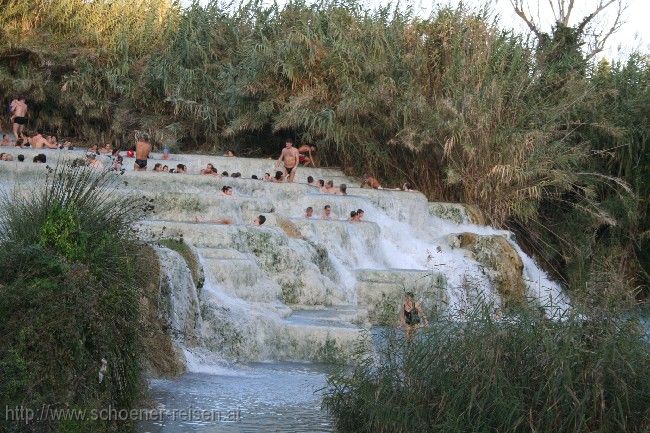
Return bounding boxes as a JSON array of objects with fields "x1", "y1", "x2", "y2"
[
  {"x1": 276, "y1": 138, "x2": 300, "y2": 183},
  {"x1": 10, "y1": 97, "x2": 28, "y2": 140},
  {"x1": 134, "y1": 134, "x2": 152, "y2": 171}
]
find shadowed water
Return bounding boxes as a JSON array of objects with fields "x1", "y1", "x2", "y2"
[{"x1": 138, "y1": 362, "x2": 332, "y2": 433}]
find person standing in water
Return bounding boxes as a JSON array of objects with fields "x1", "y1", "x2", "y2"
[
  {"x1": 276, "y1": 138, "x2": 299, "y2": 183},
  {"x1": 400, "y1": 292, "x2": 427, "y2": 340},
  {"x1": 133, "y1": 134, "x2": 152, "y2": 171}
]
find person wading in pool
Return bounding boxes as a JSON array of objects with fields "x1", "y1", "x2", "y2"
[
  {"x1": 400, "y1": 292, "x2": 428, "y2": 341},
  {"x1": 276, "y1": 138, "x2": 299, "y2": 183}
]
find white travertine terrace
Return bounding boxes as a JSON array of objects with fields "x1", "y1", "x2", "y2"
[{"x1": 0, "y1": 147, "x2": 567, "y2": 369}]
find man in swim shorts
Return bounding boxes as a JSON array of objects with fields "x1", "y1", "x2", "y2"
[
  {"x1": 134, "y1": 134, "x2": 152, "y2": 171},
  {"x1": 276, "y1": 138, "x2": 300, "y2": 183},
  {"x1": 10, "y1": 97, "x2": 28, "y2": 140}
]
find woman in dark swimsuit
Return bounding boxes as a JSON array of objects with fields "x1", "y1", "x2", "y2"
[{"x1": 400, "y1": 292, "x2": 428, "y2": 340}]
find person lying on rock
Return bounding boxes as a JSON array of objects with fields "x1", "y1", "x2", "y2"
[
  {"x1": 195, "y1": 216, "x2": 234, "y2": 225},
  {"x1": 360, "y1": 175, "x2": 382, "y2": 189}
]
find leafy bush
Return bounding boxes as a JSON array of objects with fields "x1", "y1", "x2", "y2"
[
  {"x1": 0, "y1": 164, "x2": 148, "y2": 433},
  {"x1": 324, "y1": 302, "x2": 650, "y2": 433}
]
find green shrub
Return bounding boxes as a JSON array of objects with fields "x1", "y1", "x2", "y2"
[
  {"x1": 0, "y1": 164, "x2": 148, "y2": 433},
  {"x1": 324, "y1": 302, "x2": 650, "y2": 433}
]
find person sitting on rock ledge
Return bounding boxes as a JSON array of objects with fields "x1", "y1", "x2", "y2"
[
  {"x1": 401, "y1": 182, "x2": 414, "y2": 192},
  {"x1": 297, "y1": 143, "x2": 317, "y2": 167},
  {"x1": 321, "y1": 204, "x2": 333, "y2": 220},
  {"x1": 201, "y1": 163, "x2": 220, "y2": 176},
  {"x1": 305, "y1": 207, "x2": 314, "y2": 218},
  {"x1": 29, "y1": 131, "x2": 57, "y2": 149},
  {"x1": 360, "y1": 175, "x2": 382, "y2": 189},
  {"x1": 86, "y1": 153, "x2": 104, "y2": 169},
  {"x1": 322, "y1": 180, "x2": 337, "y2": 194},
  {"x1": 98, "y1": 143, "x2": 113, "y2": 154}
]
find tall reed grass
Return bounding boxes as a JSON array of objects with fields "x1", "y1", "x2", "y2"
[{"x1": 324, "y1": 301, "x2": 650, "y2": 433}]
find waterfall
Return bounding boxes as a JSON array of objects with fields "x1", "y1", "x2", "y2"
[{"x1": 0, "y1": 148, "x2": 569, "y2": 371}]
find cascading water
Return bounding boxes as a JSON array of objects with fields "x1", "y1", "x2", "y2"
[{"x1": 0, "y1": 147, "x2": 569, "y2": 432}]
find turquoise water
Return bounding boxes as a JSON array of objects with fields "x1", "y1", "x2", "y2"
[{"x1": 138, "y1": 362, "x2": 333, "y2": 433}]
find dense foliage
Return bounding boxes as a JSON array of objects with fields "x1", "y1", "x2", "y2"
[
  {"x1": 0, "y1": 165, "x2": 148, "y2": 433},
  {"x1": 0, "y1": 0, "x2": 648, "y2": 297},
  {"x1": 324, "y1": 303, "x2": 650, "y2": 433}
]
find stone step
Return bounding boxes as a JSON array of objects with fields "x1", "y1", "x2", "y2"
[
  {"x1": 0, "y1": 147, "x2": 354, "y2": 183},
  {"x1": 284, "y1": 306, "x2": 366, "y2": 328}
]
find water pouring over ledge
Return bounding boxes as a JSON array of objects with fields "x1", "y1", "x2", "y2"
[{"x1": 0, "y1": 147, "x2": 569, "y2": 431}]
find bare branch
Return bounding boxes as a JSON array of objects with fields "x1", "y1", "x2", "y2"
[
  {"x1": 584, "y1": 0, "x2": 627, "y2": 60},
  {"x1": 548, "y1": 0, "x2": 558, "y2": 23},
  {"x1": 576, "y1": 0, "x2": 617, "y2": 33},
  {"x1": 563, "y1": 0, "x2": 576, "y2": 25},
  {"x1": 509, "y1": 0, "x2": 543, "y2": 39}
]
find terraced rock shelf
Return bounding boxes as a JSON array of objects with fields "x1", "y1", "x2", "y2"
[{"x1": 0, "y1": 147, "x2": 566, "y2": 368}]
